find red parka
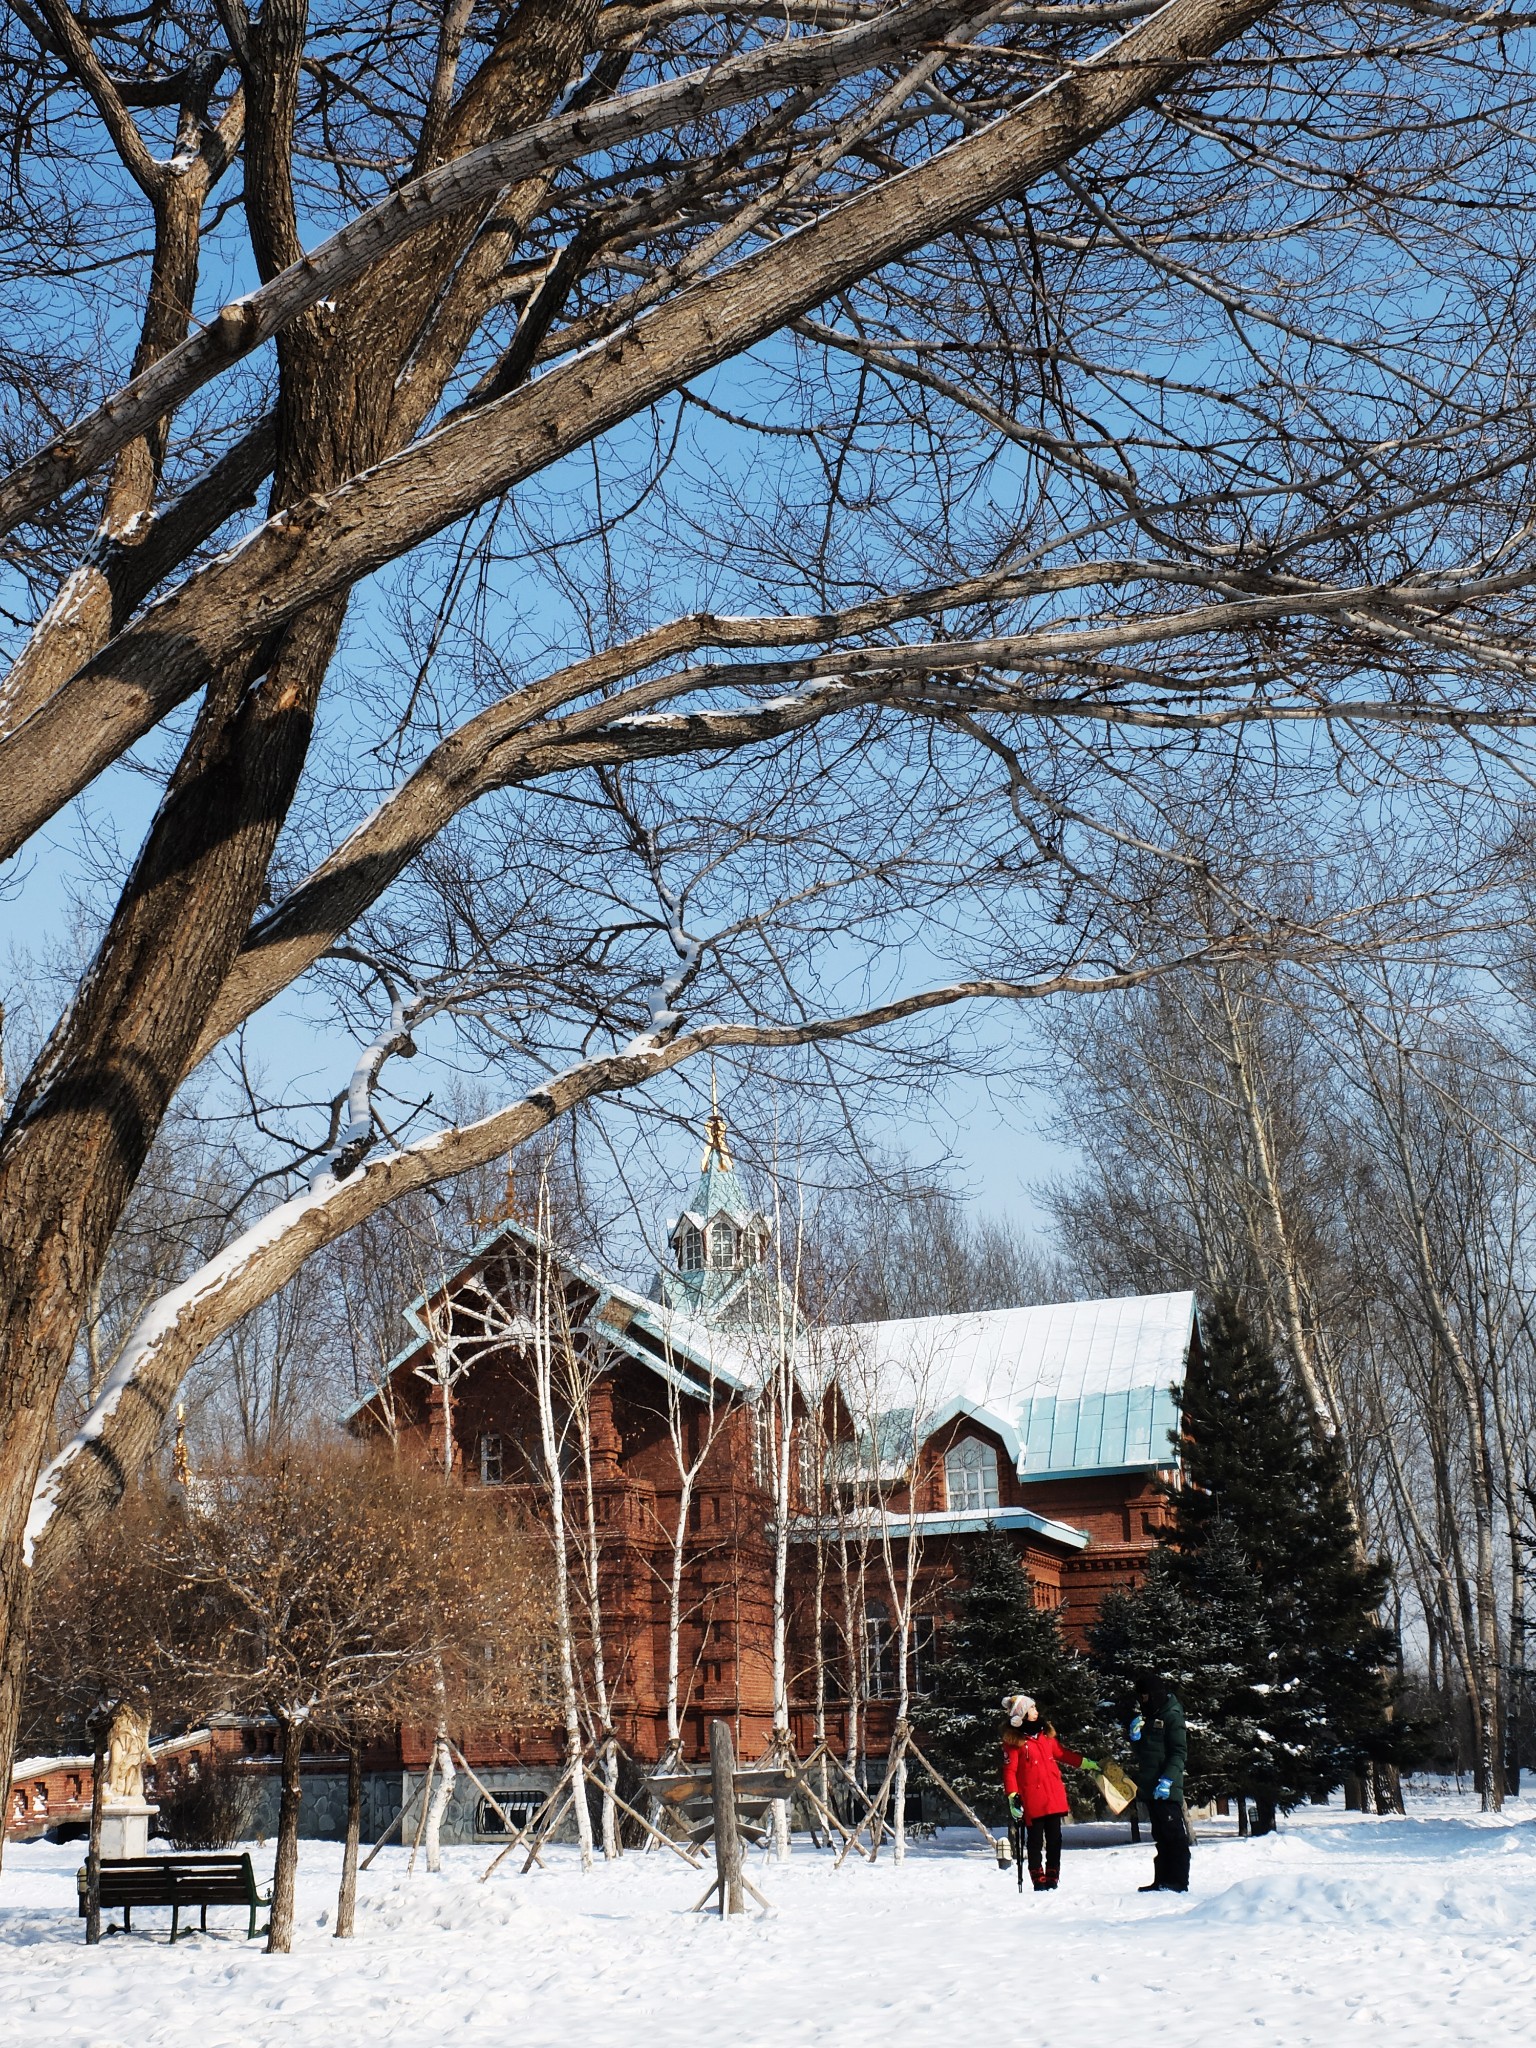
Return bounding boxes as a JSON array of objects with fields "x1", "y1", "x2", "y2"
[{"x1": 1002, "y1": 1731, "x2": 1083, "y2": 1820}]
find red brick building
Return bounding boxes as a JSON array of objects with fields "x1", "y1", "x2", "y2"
[{"x1": 346, "y1": 1109, "x2": 1197, "y2": 1832}]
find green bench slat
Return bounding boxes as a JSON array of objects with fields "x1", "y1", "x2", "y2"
[{"x1": 77, "y1": 1853, "x2": 272, "y2": 1942}]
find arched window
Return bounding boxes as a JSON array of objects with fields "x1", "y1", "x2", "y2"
[
  {"x1": 945, "y1": 1435, "x2": 1000, "y2": 1512},
  {"x1": 679, "y1": 1224, "x2": 704, "y2": 1270},
  {"x1": 708, "y1": 1217, "x2": 736, "y2": 1269}
]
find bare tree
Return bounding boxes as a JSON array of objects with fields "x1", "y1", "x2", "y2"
[{"x1": 142, "y1": 1438, "x2": 547, "y2": 1949}]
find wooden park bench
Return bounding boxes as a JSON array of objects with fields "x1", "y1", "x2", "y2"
[{"x1": 77, "y1": 1854, "x2": 272, "y2": 1942}]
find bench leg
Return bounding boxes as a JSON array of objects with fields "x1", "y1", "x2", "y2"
[
  {"x1": 201, "y1": 1904, "x2": 208, "y2": 1932},
  {"x1": 171, "y1": 1903, "x2": 180, "y2": 1943},
  {"x1": 123, "y1": 1906, "x2": 131, "y2": 1934}
]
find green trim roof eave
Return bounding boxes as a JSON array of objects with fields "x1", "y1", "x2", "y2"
[
  {"x1": 786, "y1": 1506, "x2": 1091, "y2": 1551},
  {"x1": 1020, "y1": 1461, "x2": 1179, "y2": 1484}
]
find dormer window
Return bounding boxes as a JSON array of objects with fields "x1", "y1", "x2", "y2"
[
  {"x1": 679, "y1": 1225, "x2": 704, "y2": 1271},
  {"x1": 708, "y1": 1217, "x2": 736, "y2": 1269},
  {"x1": 945, "y1": 1435, "x2": 1000, "y2": 1512}
]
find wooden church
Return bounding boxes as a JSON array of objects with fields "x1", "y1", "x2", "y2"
[{"x1": 340, "y1": 1098, "x2": 1198, "y2": 1834}]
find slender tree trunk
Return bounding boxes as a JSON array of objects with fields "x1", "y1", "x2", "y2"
[
  {"x1": 574, "y1": 1383, "x2": 618, "y2": 1857},
  {"x1": 267, "y1": 1715, "x2": 306, "y2": 1954},
  {"x1": 532, "y1": 1228, "x2": 594, "y2": 1869},
  {"x1": 335, "y1": 1736, "x2": 362, "y2": 1938},
  {"x1": 423, "y1": 1730, "x2": 456, "y2": 1872},
  {"x1": 666, "y1": 1465, "x2": 693, "y2": 1752},
  {"x1": 84, "y1": 1725, "x2": 106, "y2": 1944},
  {"x1": 770, "y1": 1355, "x2": 794, "y2": 1861}
]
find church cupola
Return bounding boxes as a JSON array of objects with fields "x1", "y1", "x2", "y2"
[{"x1": 655, "y1": 1075, "x2": 773, "y2": 1319}]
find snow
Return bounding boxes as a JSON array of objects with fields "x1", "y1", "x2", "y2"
[
  {"x1": 22, "y1": 1176, "x2": 347, "y2": 1564},
  {"x1": 831, "y1": 1291, "x2": 1195, "y2": 1476},
  {"x1": 5, "y1": 1797, "x2": 1534, "y2": 2046}
]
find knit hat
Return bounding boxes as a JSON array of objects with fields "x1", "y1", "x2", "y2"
[{"x1": 1002, "y1": 1692, "x2": 1037, "y2": 1727}]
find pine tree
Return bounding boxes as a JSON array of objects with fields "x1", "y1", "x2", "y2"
[
  {"x1": 1168, "y1": 1296, "x2": 1403, "y2": 1819},
  {"x1": 1090, "y1": 1528, "x2": 1275, "y2": 1808},
  {"x1": 916, "y1": 1528, "x2": 1098, "y2": 1819}
]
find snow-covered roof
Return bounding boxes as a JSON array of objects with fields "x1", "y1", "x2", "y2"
[
  {"x1": 345, "y1": 1212, "x2": 770, "y2": 1426},
  {"x1": 825, "y1": 1290, "x2": 1195, "y2": 1477}
]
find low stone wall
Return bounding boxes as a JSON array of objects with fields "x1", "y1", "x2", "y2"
[{"x1": 243, "y1": 1765, "x2": 566, "y2": 1846}]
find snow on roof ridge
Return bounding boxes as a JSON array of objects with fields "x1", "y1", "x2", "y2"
[{"x1": 824, "y1": 1288, "x2": 1195, "y2": 1475}]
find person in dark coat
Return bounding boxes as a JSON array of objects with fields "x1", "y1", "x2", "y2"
[
  {"x1": 1127, "y1": 1674, "x2": 1190, "y2": 1893},
  {"x1": 1000, "y1": 1693, "x2": 1100, "y2": 1892}
]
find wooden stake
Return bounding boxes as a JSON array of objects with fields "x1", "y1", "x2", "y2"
[
  {"x1": 709, "y1": 1719, "x2": 744, "y2": 1916},
  {"x1": 777, "y1": 1741, "x2": 872, "y2": 1860},
  {"x1": 522, "y1": 1788, "x2": 573, "y2": 1873},
  {"x1": 361, "y1": 1771, "x2": 429, "y2": 1872},
  {"x1": 480, "y1": 1770, "x2": 567, "y2": 1882},
  {"x1": 580, "y1": 1766, "x2": 703, "y2": 1868},
  {"x1": 904, "y1": 1732, "x2": 1001, "y2": 1848}
]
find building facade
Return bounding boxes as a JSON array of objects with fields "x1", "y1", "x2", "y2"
[{"x1": 335, "y1": 1109, "x2": 1197, "y2": 1840}]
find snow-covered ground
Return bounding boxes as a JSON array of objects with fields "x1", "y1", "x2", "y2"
[{"x1": 5, "y1": 1797, "x2": 1533, "y2": 2047}]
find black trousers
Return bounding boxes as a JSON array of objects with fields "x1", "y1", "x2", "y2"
[
  {"x1": 1149, "y1": 1799, "x2": 1190, "y2": 1891},
  {"x1": 1026, "y1": 1813, "x2": 1062, "y2": 1886}
]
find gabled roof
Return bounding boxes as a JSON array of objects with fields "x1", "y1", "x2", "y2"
[
  {"x1": 345, "y1": 1211, "x2": 769, "y2": 1426},
  {"x1": 825, "y1": 1290, "x2": 1195, "y2": 1477}
]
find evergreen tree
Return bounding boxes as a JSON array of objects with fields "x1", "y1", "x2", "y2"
[
  {"x1": 916, "y1": 1528, "x2": 1098, "y2": 1819},
  {"x1": 1090, "y1": 1527, "x2": 1276, "y2": 1808},
  {"x1": 1167, "y1": 1296, "x2": 1403, "y2": 1817}
]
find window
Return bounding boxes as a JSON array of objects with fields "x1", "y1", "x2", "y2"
[
  {"x1": 708, "y1": 1217, "x2": 736, "y2": 1269},
  {"x1": 796, "y1": 1429, "x2": 817, "y2": 1502},
  {"x1": 864, "y1": 1600, "x2": 893, "y2": 1699},
  {"x1": 945, "y1": 1435, "x2": 1000, "y2": 1512},
  {"x1": 479, "y1": 1433, "x2": 504, "y2": 1486},
  {"x1": 475, "y1": 1790, "x2": 542, "y2": 1838},
  {"x1": 753, "y1": 1400, "x2": 776, "y2": 1487},
  {"x1": 680, "y1": 1224, "x2": 704, "y2": 1270}
]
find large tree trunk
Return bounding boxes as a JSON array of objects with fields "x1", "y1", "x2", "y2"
[
  {"x1": 268, "y1": 1714, "x2": 306, "y2": 1954},
  {"x1": 0, "y1": 0, "x2": 602, "y2": 1825}
]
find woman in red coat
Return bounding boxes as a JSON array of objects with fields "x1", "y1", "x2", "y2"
[{"x1": 1001, "y1": 1693, "x2": 1099, "y2": 1891}]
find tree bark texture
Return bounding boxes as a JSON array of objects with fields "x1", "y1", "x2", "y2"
[
  {"x1": 268, "y1": 1715, "x2": 305, "y2": 1954},
  {"x1": 709, "y1": 1717, "x2": 744, "y2": 1917},
  {"x1": 336, "y1": 1736, "x2": 362, "y2": 1938},
  {"x1": 84, "y1": 1729, "x2": 105, "y2": 1945}
]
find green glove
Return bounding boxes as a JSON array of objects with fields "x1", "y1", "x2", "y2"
[
  {"x1": 1008, "y1": 1795, "x2": 1023, "y2": 1821},
  {"x1": 1079, "y1": 1758, "x2": 1101, "y2": 1773}
]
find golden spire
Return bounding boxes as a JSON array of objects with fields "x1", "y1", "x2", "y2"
[
  {"x1": 171, "y1": 1403, "x2": 190, "y2": 1489},
  {"x1": 702, "y1": 1061, "x2": 734, "y2": 1171}
]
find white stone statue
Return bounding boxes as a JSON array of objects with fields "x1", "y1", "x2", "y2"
[
  {"x1": 97, "y1": 1699, "x2": 157, "y2": 1860},
  {"x1": 104, "y1": 1699, "x2": 151, "y2": 1807}
]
